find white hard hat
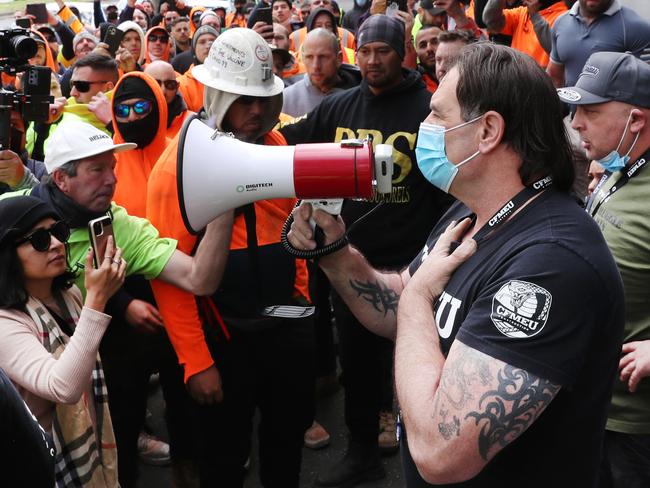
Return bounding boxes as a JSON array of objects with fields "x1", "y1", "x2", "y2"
[
  {"x1": 191, "y1": 28, "x2": 284, "y2": 98},
  {"x1": 45, "y1": 119, "x2": 136, "y2": 173}
]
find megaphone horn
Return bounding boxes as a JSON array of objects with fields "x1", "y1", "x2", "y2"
[{"x1": 177, "y1": 115, "x2": 390, "y2": 234}]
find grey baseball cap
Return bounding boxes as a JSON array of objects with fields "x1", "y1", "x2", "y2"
[{"x1": 557, "y1": 51, "x2": 650, "y2": 108}]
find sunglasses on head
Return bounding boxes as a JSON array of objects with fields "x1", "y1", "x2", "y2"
[
  {"x1": 71, "y1": 80, "x2": 109, "y2": 93},
  {"x1": 15, "y1": 221, "x2": 70, "y2": 252},
  {"x1": 149, "y1": 34, "x2": 169, "y2": 43},
  {"x1": 155, "y1": 79, "x2": 179, "y2": 90},
  {"x1": 114, "y1": 99, "x2": 153, "y2": 119}
]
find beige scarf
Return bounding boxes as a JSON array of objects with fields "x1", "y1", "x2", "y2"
[{"x1": 25, "y1": 291, "x2": 118, "y2": 487}]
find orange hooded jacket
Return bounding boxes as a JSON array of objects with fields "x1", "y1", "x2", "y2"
[
  {"x1": 112, "y1": 71, "x2": 169, "y2": 219},
  {"x1": 2, "y1": 30, "x2": 59, "y2": 89},
  {"x1": 144, "y1": 26, "x2": 172, "y2": 66},
  {"x1": 177, "y1": 65, "x2": 204, "y2": 113},
  {"x1": 167, "y1": 108, "x2": 193, "y2": 139},
  {"x1": 146, "y1": 128, "x2": 309, "y2": 382},
  {"x1": 189, "y1": 6, "x2": 206, "y2": 36}
]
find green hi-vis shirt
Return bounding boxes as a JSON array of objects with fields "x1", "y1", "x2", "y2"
[
  {"x1": 0, "y1": 190, "x2": 177, "y2": 297},
  {"x1": 590, "y1": 160, "x2": 650, "y2": 434}
]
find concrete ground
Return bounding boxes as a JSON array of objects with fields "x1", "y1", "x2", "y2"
[{"x1": 138, "y1": 380, "x2": 406, "y2": 488}]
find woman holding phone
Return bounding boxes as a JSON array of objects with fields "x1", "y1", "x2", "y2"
[{"x1": 0, "y1": 196, "x2": 126, "y2": 487}]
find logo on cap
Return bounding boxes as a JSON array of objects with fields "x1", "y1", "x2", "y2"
[
  {"x1": 582, "y1": 64, "x2": 600, "y2": 77},
  {"x1": 557, "y1": 88, "x2": 581, "y2": 102}
]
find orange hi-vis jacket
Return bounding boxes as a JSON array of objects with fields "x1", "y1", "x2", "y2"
[
  {"x1": 177, "y1": 65, "x2": 204, "y2": 113},
  {"x1": 496, "y1": 1, "x2": 568, "y2": 68},
  {"x1": 146, "y1": 129, "x2": 310, "y2": 382},
  {"x1": 289, "y1": 26, "x2": 356, "y2": 53},
  {"x1": 112, "y1": 72, "x2": 170, "y2": 219},
  {"x1": 167, "y1": 109, "x2": 193, "y2": 140},
  {"x1": 226, "y1": 11, "x2": 248, "y2": 28}
]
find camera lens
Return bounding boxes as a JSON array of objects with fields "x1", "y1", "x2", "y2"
[
  {"x1": 11, "y1": 34, "x2": 37, "y2": 60},
  {"x1": 94, "y1": 222, "x2": 103, "y2": 235}
]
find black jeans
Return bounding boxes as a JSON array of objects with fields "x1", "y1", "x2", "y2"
[
  {"x1": 600, "y1": 430, "x2": 650, "y2": 488},
  {"x1": 193, "y1": 317, "x2": 316, "y2": 488},
  {"x1": 332, "y1": 292, "x2": 394, "y2": 444},
  {"x1": 100, "y1": 278, "x2": 196, "y2": 488}
]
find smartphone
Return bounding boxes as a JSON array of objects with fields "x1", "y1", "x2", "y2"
[
  {"x1": 16, "y1": 17, "x2": 31, "y2": 29},
  {"x1": 88, "y1": 216, "x2": 114, "y2": 268},
  {"x1": 249, "y1": 6, "x2": 273, "y2": 26},
  {"x1": 103, "y1": 24, "x2": 124, "y2": 56},
  {"x1": 25, "y1": 3, "x2": 48, "y2": 24}
]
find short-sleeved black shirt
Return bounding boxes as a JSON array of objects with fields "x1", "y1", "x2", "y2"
[{"x1": 402, "y1": 190, "x2": 625, "y2": 487}]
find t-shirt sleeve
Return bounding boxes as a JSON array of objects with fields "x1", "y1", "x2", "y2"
[
  {"x1": 455, "y1": 242, "x2": 609, "y2": 387},
  {"x1": 549, "y1": 17, "x2": 563, "y2": 64},
  {"x1": 112, "y1": 205, "x2": 178, "y2": 281},
  {"x1": 623, "y1": 11, "x2": 650, "y2": 55}
]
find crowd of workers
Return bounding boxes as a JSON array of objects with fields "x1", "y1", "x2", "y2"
[{"x1": 0, "y1": 0, "x2": 649, "y2": 487}]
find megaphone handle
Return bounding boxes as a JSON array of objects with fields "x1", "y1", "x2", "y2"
[{"x1": 305, "y1": 198, "x2": 344, "y2": 232}]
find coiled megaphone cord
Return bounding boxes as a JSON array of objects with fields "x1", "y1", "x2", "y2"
[{"x1": 281, "y1": 201, "x2": 385, "y2": 259}]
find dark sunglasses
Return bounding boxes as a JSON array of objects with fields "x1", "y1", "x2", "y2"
[
  {"x1": 238, "y1": 95, "x2": 268, "y2": 105},
  {"x1": 155, "y1": 78, "x2": 179, "y2": 90},
  {"x1": 114, "y1": 99, "x2": 153, "y2": 119},
  {"x1": 15, "y1": 221, "x2": 70, "y2": 252},
  {"x1": 149, "y1": 34, "x2": 169, "y2": 43},
  {"x1": 71, "y1": 80, "x2": 109, "y2": 93}
]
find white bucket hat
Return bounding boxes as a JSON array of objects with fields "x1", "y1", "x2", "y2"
[{"x1": 45, "y1": 120, "x2": 136, "y2": 173}]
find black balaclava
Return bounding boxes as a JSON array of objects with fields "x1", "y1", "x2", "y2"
[{"x1": 114, "y1": 77, "x2": 159, "y2": 149}]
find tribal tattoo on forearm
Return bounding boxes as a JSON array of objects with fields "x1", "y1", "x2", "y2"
[
  {"x1": 465, "y1": 365, "x2": 560, "y2": 460},
  {"x1": 349, "y1": 279, "x2": 400, "y2": 316}
]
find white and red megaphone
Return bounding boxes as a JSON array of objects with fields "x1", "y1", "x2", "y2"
[{"x1": 177, "y1": 116, "x2": 393, "y2": 234}]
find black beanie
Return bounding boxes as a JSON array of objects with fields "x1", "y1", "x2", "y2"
[
  {"x1": 0, "y1": 196, "x2": 61, "y2": 247},
  {"x1": 114, "y1": 76, "x2": 155, "y2": 104}
]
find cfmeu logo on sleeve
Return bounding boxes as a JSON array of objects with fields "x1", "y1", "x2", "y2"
[{"x1": 491, "y1": 280, "x2": 552, "y2": 338}]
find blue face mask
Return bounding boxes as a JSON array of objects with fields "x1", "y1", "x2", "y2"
[
  {"x1": 415, "y1": 116, "x2": 482, "y2": 193},
  {"x1": 597, "y1": 111, "x2": 639, "y2": 173}
]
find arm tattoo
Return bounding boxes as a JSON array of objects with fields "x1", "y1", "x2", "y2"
[
  {"x1": 465, "y1": 365, "x2": 560, "y2": 460},
  {"x1": 439, "y1": 353, "x2": 492, "y2": 410},
  {"x1": 438, "y1": 409, "x2": 460, "y2": 440},
  {"x1": 349, "y1": 279, "x2": 399, "y2": 316}
]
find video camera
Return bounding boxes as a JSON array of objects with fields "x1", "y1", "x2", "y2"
[{"x1": 0, "y1": 28, "x2": 53, "y2": 150}]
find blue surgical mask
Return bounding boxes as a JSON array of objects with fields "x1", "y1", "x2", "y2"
[
  {"x1": 415, "y1": 116, "x2": 482, "y2": 193},
  {"x1": 597, "y1": 111, "x2": 639, "y2": 173}
]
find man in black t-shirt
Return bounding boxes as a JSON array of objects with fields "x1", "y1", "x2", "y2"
[
  {"x1": 281, "y1": 14, "x2": 452, "y2": 486},
  {"x1": 288, "y1": 42, "x2": 624, "y2": 486}
]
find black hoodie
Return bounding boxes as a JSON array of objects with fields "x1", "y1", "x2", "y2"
[{"x1": 280, "y1": 69, "x2": 453, "y2": 268}]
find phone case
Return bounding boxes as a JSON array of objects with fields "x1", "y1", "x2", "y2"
[
  {"x1": 103, "y1": 26, "x2": 124, "y2": 56},
  {"x1": 88, "y1": 217, "x2": 114, "y2": 268}
]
